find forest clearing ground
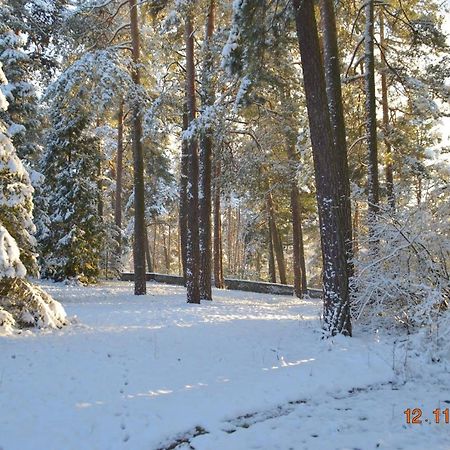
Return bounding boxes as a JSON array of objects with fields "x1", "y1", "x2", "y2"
[{"x1": 0, "y1": 281, "x2": 449, "y2": 450}]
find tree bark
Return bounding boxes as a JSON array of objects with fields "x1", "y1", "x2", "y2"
[
  {"x1": 267, "y1": 214, "x2": 276, "y2": 283},
  {"x1": 353, "y1": 200, "x2": 359, "y2": 257},
  {"x1": 285, "y1": 140, "x2": 308, "y2": 297},
  {"x1": 198, "y1": 0, "x2": 216, "y2": 300},
  {"x1": 227, "y1": 204, "x2": 233, "y2": 274},
  {"x1": 163, "y1": 226, "x2": 170, "y2": 273},
  {"x1": 96, "y1": 119, "x2": 104, "y2": 220},
  {"x1": 129, "y1": 0, "x2": 146, "y2": 295},
  {"x1": 184, "y1": 12, "x2": 200, "y2": 303},
  {"x1": 144, "y1": 226, "x2": 153, "y2": 273},
  {"x1": 290, "y1": 184, "x2": 308, "y2": 297},
  {"x1": 292, "y1": 0, "x2": 351, "y2": 335},
  {"x1": 266, "y1": 192, "x2": 287, "y2": 284},
  {"x1": 380, "y1": 11, "x2": 395, "y2": 210},
  {"x1": 179, "y1": 100, "x2": 188, "y2": 284},
  {"x1": 365, "y1": 0, "x2": 380, "y2": 218},
  {"x1": 213, "y1": 157, "x2": 224, "y2": 288},
  {"x1": 115, "y1": 100, "x2": 124, "y2": 238},
  {"x1": 319, "y1": 0, "x2": 354, "y2": 280},
  {"x1": 153, "y1": 223, "x2": 158, "y2": 272}
]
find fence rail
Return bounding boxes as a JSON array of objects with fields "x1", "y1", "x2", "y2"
[{"x1": 120, "y1": 272, "x2": 322, "y2": 298}]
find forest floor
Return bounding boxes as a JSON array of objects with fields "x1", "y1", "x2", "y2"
[{"x1": 0, "y1": 281, "x2": 449, "y2": 450}]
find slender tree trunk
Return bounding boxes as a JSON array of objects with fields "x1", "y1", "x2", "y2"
[
  {"x1": 234, "y1": 204, "x2": 241, "y2": 276},
  {"x1": 179, "y1": 101, "x2": 188, "y2": 284},
  {"x1": 177, "y1": 222, "x2": 182, "y2": 276},
  {"x1": 266, "y1": 192, "x2": 287, "y2": 284},
  {"x1": 365, "y1": 0, "x2": 380, "y2": 219},
  {"x1": 96, "y1": 119, "x2": 104, "y2": 220},
  {"x1": 319, "y1": 0, "x2": 354, "y2": 280},
  {"x1": 167, "y1": 225, "x2": 172, "y2": 273},
  {"x1": 198, "y1": 0, "x2": 216, "y2": 300},
  {"x1": 285, "y1": 140, "x2": 308, "y2": 297},
  {"x1": 290, "y1": 184, "x2": 308, "y2": 297},
  {"x1": 163, "y1": 229, "x2": 170, "y2": 273},
  {"x1": 153, "y1": 222, "x2": 158, "y2": 272},
  {"x1": 115, "y1": 100, "x2": 124, "y2": 253},
  {"x1": 267, "y1": 215, "x2": 276, "y2": 283},
  {"x1": 380, "y1": 12, "x2": 395, "y2": 210},
  {"x1": 184, "y1": 12, "x2": 200, "y2": 303},
  {"x1": 255, "y1": 251, "x2": 261, "y2": 280},
  {"x1": 213, "y1": 157, "x2": 224, "y2": 288},
  {"x1": 144, "y1": 226, "x2": 153, "y2": 273},
  {"x1": 129, "y1": 0, "x2": 146, "y2": 295},
  {"x1": 97, "y1": 159, "x2": 104, "y2": 218},
  {"x1": 292, "y1": 0, "x2": 351, "y2": 335},
  {"x1": 353, "y1": 200, "x2": 359, "y2": 256},
  {"x1": 227, "y1": 204, "x2": 233, "y2": 274}
]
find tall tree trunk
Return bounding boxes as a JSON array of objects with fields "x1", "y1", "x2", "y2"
[
  {"x1": 292, "y1": 0, "x2": 351, "y2": 335},
  {"x1": 97, "y1": 159, "x2": 104, "y2": 219},
  {"x1": 227, "y1": 204, "x2": 233, "y2": 274},
  {"x1": 380, "y1": 11, "x2": 395, "y2": 210},
  {"x1": 290, "y1": 184, "x2": 308, "y2": 297},
  {"x1": 96, "y1": 119, "x2": 104, "y2": 220},
  {"x1": 365, "y1": 0, "x2": 380, "y2": 219},
  {"x1": 184, "y1": 12, "x2": 200, "y2": 304},
  {"x1": 153, "y1": 222, "x2": 158, "y2": 272},
  {"x1": 115, "y1": 99, "x2": 124, "y2": 253},
  {"x1": 234, "y1": 204, "x2": 241, "y2": 276},
  {"x1": 179, "y1": 101, "x2": 188, "y2": 284},
  {"x1": 255, "y1": 251, "x2": 261, "y2": 280},
  {"x1": 177, "y1": 221, "x2": 182, "y2": 275},
  {"x1": 163, "y1": 226, "x2": 170, "y2": 273},
  {"x1": 285, "y1": 140, "x2": 308, "y2": 297},
  {"x1": 198, "y1": 0, "x2": 216, "y2": 300},
  {"x1": 213, "y1": 157, "x2": 224, "y2": 288},
  {"x1": 266, "y1": 192, "x2": 287, "y2": 284},
  {"x1": 319, "y1": 0, "x2": 354, "y2": 280},
  {"x1": 144, "y1": 226, "x2": 153, "y2": 273},
  {"x1": 267, "y1": 213, "x2": 276, "y2": 283},
  {"x1": 353, "y1": 200, "x2": 360, "y2": 257},
  {"x1": 129, "y1": 0, "x2": 146, "y2": 295},
  {"x1": 167, "y1": 225, "x2": 172, "y2": 273}
]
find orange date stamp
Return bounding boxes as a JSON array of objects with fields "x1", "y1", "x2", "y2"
[{"x1": 404, "y1": 408, "x2": 449, "y2": 424}]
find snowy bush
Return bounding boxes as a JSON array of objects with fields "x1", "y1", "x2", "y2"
[
  {"x1": 0, "y1": 224, "x2": 68, "y2": 334},
  {"x1": 0, "y1": 278, "x2": 68, "y2": 333},
  {"x1": 352, "y1": 196, "x2": 450, "y2": 359}
]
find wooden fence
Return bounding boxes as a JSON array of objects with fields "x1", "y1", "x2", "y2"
[{"x1": 120, "y1": 272, "x2": 322, "y2": 298}]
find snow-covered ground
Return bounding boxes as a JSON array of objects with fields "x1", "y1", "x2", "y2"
[{"x1": 0, "y1": 281, "x2": 449, "y2": 450}]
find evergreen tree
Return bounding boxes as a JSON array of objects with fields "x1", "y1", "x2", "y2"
[
  {"x1": 0, "y1": 61, "x2": 66, "y2": 331},
  {"x1": 40, "y1": 104, "x2": 103, "y2": 282},
  {"x1": 0, "y1": 61, "x2": 38, "y2": 276}
]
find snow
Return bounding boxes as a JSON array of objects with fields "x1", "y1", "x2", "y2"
[
  {"x1": 0, "y1": 62, "x2": 8, "y2": 110},
  {"x1": 0, "y1": 281, "x2": 449, "y2": 450},
  {"x1": 7, "y1": 123, "x2": 26, "y2": 137},
  {"x1": 0, "y1": 225, "x2": 26, "y2": 278}
]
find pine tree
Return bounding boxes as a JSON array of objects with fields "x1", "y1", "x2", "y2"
[
  {"x1": 40, "y1": 105, "x2": 104, "y2": 282},
  {"x1": 198, "y1": 0, "x2": 216, "y2": 301},
  {"x1": 0, "y1": 61, "x2": 37, "y2": 276},
  {"x1": 364, "y1": 0, "x2": 380, "y2": 222},
  {"x1": 0, "y1": 4, "x2": 41, "y2": 162},
  {"x1": 0, "y1": 61, "x2": 66, "y2": 332},
  {"x1": 184, "y1": 6, "x2": 201, "y2": 304},
  {"x1": 129, "y1": 0, "x2": 147, "y2": 295},
  {"x1": 293, "y1": 0, "x2": 352, "y2": 335}
]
